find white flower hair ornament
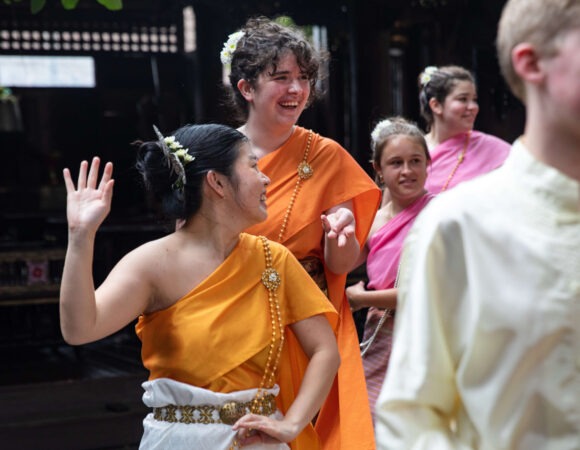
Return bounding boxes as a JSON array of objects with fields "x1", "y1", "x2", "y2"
[
  {"x1": 371, "y1": 119, "x2": 393, "y2": 146},
  {"x1": 420, "y1": 66, "x2": 438, "y2": 87},
  {"x1": 220, "y1": 31, "x2": 244, "y2": 66},
  {"x1": 153, "y1": 125, "x2": 195, "y2": 192}
]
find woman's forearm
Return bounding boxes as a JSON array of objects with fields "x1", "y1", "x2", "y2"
[
  {"x1": 59, "y1": 230, "x2": 98, "y2": 345},
  {"x1": 282, "y1": 343, "x2": 340, "y2": 433},
  {"x1": 354, "y1": 287, "x2": 398, "y2": 310}
]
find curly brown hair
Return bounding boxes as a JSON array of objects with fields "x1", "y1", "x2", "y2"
[{"x1": 224, "y1": 17, "x2": 327, "y2": 123}]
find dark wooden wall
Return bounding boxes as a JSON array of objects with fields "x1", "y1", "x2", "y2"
[{"x1": 0, "y1": 1, "x2": 525, "y2": 447}]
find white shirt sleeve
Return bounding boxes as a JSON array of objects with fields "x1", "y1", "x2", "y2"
[{"x1": 374, "y1": 203, "x2": 474, "y2": 450}]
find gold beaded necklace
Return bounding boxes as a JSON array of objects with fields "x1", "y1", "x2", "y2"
[
  {"x1": 277, "y1": 130, "x2": 314, "y2": 242},
  {"x1": 255, "y1": 236, "x2": 285, "y2": 400},
  {"x1": 229, "y1": 236, "x2": 284, "y2": 450},
  {"x1": 440, "y1": 131, "x2": 471, "y2": 192}
]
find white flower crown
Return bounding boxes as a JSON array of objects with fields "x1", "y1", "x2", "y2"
[
  {"x1": 420, "y1": 66, "x2": 438, "y2": 87},
  {"x1": 220, "y1": 31, "x2": 244, "y2": 66}
]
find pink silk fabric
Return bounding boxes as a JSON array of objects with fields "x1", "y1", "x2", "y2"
[
  {"x1": 363, "y1": 192, "x2": 435, "y2": 421},
  {"x1": 366, "y1": 193, "x2": 435, "y2": 291},
  {"x1": 424, "y1": 130, "x2": 510, "y2": 194}
]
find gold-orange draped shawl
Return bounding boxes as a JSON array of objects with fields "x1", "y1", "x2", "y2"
[
  {"x1": 246, "y1": 126, "x2": 381, "y2": 450},
  {"x1": 135, "y1": 233, "x2": 338, "y2": 449}
]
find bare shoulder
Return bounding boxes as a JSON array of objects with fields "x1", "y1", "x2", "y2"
[
  {"x1": 368, "y1": 205, "x2": 392, "y2": 238},
  {"x1": 115, "y1": 234, "x2": 175, "y2": 273}
]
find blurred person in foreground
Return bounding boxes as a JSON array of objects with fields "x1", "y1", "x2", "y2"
[{"x1": 375, "y1": 0, "x2": 580, "y2": 448}]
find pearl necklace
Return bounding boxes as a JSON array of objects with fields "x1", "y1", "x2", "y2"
[
  {"x1": 277, "y1": 130, "x2": 314, "y2": 242},
  {"x1": 440, "y1": 131, "x2": 471, "y2": 192}
]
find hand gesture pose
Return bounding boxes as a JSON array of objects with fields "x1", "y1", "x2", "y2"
[
  {"x1": 321, "y1": 202, "x2": 360, "y2": 274},
  {"x1": 321, "y1": 207, "x2": 356, "y2": 248},
  {"x1": 63, "y1": 157, "x2": 115, "y2": 236}
]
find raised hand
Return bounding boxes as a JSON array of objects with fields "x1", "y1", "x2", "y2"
[
  {"x1": 63, "y1": 157, "x2": 114, "y2": 234},
  {"x1": 321, "y1": 207, "x2": 356, "y2": 248}
]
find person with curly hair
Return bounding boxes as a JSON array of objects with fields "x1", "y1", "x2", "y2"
[{"x1": 221, "y1": 16, "x2": 380, "y2": 450}]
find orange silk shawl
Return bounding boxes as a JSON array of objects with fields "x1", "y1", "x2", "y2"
[
  {"x1": 246, "y1": 126, "x2": 381, "y2": 450},
  {"x1": 136, "y1": 233, "x2": 338, "y2": 449}
]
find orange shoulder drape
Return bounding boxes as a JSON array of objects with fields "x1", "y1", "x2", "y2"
[
  {"x1": 246, "y1": 127, "x2": 381, "y2": 450},
  {"x1": 136, "y1": 233, "x2": 338, "y2": 449}
]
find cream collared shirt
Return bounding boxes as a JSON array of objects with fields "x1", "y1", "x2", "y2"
[{"x1": 375, "y1": 140, "x2": 580, "y2": 450}]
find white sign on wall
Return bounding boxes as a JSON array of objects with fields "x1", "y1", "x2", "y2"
[{"x1": 0, "y1": 55, "x2": 95, "y2": 88}]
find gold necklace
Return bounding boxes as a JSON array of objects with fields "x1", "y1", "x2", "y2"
[
  {"x1": 277, "y1": 130, "x2": 314, "y2": 242},
  {"x1": 440, "y1": 131, "x2": 471, "y2": 192},
  {"x1": 230, "y1": 236, "x2": 284, "y2": 450}
]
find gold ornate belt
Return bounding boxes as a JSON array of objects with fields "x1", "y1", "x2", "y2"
[
  {"x1": 152, "y1": 393, "x2": 277, "y2": 426},
  {"x1": 299, "y1": 256, "x2": 328, "y2": 296}
]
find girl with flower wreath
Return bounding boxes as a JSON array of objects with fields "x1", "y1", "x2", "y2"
[
  {"x1": 221, "y1": 16, "x2": 380, "y2": 450},
  {"x1": 346, "y1": 117, "x2": 434, "y2": 424},
  {"x1": 59, "y1": 123, "x2": 340, "y2": 449},
  {"x1": 418, "y1": 65, "x2": 510, "y2": 193}
]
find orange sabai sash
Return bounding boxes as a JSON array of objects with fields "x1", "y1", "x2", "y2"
[
  {"x1": 246, "y1": 127, "x2": 381, "y2": 450},
  {"x1": 136, "y1": 233, "x2": 338, "y2": 449}
]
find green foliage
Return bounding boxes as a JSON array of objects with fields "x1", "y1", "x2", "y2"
[
  {"x1": 274, "y1": 15, "x2": 313, "y2": 40},
  {"x1": 98, "y1": 0, "x2": 122, "y2": 10},
  {"x1": 31, "y1": 0, "x2": 45, "y2": 13},
  {"x1": 274, "y1": 16, "x2": 296, "y2": 28},
  {"x1": 2, "y1": 0, "x2": 123, "y2": 13},
  {"x1": 61, "y1": 0, "x2": 80, "y2": 9}
]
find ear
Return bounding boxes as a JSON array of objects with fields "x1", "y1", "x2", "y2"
[
  {"x1": 428, "y1": 97, "x2": 443, "y2": 116},
  {"x1": 237, "y1": 79, "x2": 254, "y2": 102},
  {"x1": 205, "y1": 170, "x2": 227, "y2": 198},
  {"x1": 512, "y1": 42, "x2": 544, "y2": 85},
  {"x1": 371, "y1": 161, "x2": 381, "y2": 174}
]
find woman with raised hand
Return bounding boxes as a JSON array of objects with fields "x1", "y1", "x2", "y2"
[
  {"x1": 60, "y1": 123, "x2": 340, "y2": 449},
  {"x1": 418, "y1": 65, "x2": 510, "y2": 193},
  {"x1": 346, "y1": 117, "x2": 434, "y2": 423},
  {"x1": 220, "y1": 17, "x2": 381, "y2": 450}
]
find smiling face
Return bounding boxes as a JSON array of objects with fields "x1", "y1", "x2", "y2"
[
  {"x1": 433, "y1": 80, "x2": 479, "y2": 136},
  {"x1": 376, "y1": 135, "x2": 429, "y2": 208},
  {"x1": 228, "y1": 142, "x2": 271, "y2": 225},
  {"x1": 244, "y1": 51, "x2": 311, "y2": 131}
]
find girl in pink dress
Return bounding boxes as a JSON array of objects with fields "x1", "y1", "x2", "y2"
[
  {"x1": 346, "y1": 117, "x2": 434, "y2": 421},
  {"x1": 418, "y1": 65, "x2": 510, "y2": 193}
]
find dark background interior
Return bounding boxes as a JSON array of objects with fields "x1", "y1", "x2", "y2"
[{"x1": 0, "y1": 1, "x2": 523, "y2": 448}]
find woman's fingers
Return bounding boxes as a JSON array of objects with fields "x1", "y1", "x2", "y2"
[
  {"x1": 63, "y1": 168, "x2": 75, "y2": 193},
  {"x1": 87, "y1": 156, "x2": 101, "y2": 189},
  {"x1": 98, "y1": 162, "x2": 114, "y2": 192},
  {"x1": 77, "y1": 160, "x2": 88, "y2": 190},
  {"x1": 65, "y1": 158, "x2": 113, "y2": 194}
]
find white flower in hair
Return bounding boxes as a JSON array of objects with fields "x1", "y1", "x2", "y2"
[
  {"x1": 420, "y1": 66, "x2": 438, "y2": 86},
  {"x1": 153, "y1": 125, "x2": 195, "y2": 192},
  {"x1": 220, "y1": 31, "x2": 244, "y2": 66},
  {"x1": 371, "y1": 119, "x2": 393, "y2": 145}
]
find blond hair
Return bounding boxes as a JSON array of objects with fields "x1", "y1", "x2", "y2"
[{"x1": 497, "y1": 0, "x2": 580, "y2": 101}]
